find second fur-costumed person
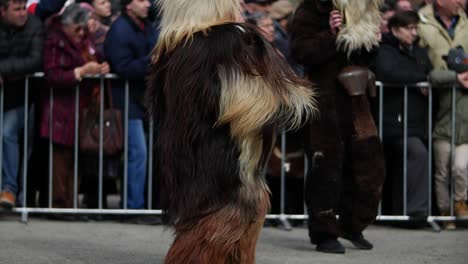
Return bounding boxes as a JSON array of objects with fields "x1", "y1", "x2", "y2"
[
  {"x1": 290, "y1": 0, "x2": 386, "y2": 254},
  {"x1": 146, "y1": 0, "x2": 317, "y2": 263}
]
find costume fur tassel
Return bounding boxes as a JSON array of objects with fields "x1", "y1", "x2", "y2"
[
  {"x1": 333, "y1": 0, "x2": 382, "y2": 56},
  {"x1": 146, "y1": 1, "x2": 317, "y2": 263}
]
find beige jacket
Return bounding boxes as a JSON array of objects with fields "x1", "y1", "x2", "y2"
[
  {"x1": 418, "y1": 4, "x2": 468, "y2": 144},
  {"x1": 418, "y1": 4, "x2": 468, "y2": 69}
]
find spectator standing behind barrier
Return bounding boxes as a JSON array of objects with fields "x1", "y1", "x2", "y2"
[
  {"x1": 33, "y1": 0, "x2": 67, "y2": 20},
  {"x1": 79, "y1": 2, "x2": 109, "y2": 58},
  {"x1": 417, "y1": 0, "x2": 468, "y2": 227},
  {"x1": 40, "y1": 3, "x2": 109, "y2": 209},
  {"x1": 0, "y1": 0, "x2": 43, "y2": 210},
  {"x1": 104, "y1": 0, "x2": 157, "y2": 209},
  {"x1": 270, "y1": 0, "x2": 304, "y2": 76},
  {"x1": 77, "y1": 0, "x2": 113, "y2": 26},
  {"x1": 380, "y1": 3, "x2": 396, "y2": 34},
  {"x1": 372, "y1": 11, "x2": 432, "y2": 220}
]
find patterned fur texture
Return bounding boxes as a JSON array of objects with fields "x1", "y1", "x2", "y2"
[
  {"x1": 146, "y1": 16, "x2": 316, "y2": 263},
  {"x1": 153, "y1": 0, "x2": 242, "y2": 60},
  {"x1": 333, "y1": 0, "x2": 383, "y2": 56}
]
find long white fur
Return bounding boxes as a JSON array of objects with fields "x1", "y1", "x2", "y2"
[{"x1": 333, "y1": 0, "x2": 383, "y2": 57}]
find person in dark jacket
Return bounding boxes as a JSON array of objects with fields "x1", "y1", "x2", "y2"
[
  {"x1": 103, "y1": 0, "x2": 157, "y2": 209},
  {"x1": 289, "y1": 0, "x2": 385, "y2": 254},
  {"x1": 372, "y1": 10, "x2": 433, "y2": 219},
  {"x1": 0, "y1": 0, "x2": 43, "y2": 209}
]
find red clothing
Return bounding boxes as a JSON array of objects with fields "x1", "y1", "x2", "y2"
[{"x1": 40, "y1": 15, "x2": 100, "y2": 146}]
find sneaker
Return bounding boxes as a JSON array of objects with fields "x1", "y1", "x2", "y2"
[
  {"x1": 0, "y1": 190, "x2": 15, "y2": 210},
  {"x1": 440, "y1": 211, "x2": 456, "y2": 230},
  {"x1": 443, "y1": 221, "x2": 456, "y2": 230},
  {"x1": 316, "y1": 239, "x2": 345, "y2": 254},
  {"x1": 454, "y1": 201, "x2": 468, "y2": 217},
  {"x1": 341, "y1": 232, "x2": 373, "y2": 250}
]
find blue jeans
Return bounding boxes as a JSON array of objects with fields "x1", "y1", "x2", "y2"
[
  {"x1": 2, "y1": 106, "x2": 34, "y2": 195},
  {"x1": 126, "y1": 119, "x2": 147, "y2": 209}
]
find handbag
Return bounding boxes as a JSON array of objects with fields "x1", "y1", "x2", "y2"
[{"x1": 79, "y1": 80, "x2": 123, "y2": 156}]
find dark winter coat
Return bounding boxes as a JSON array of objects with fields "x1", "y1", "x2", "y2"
[
  {"x1": 289, "y1": 0, "x2": 375, "y2": 139},
  {"x1": 104, "y1": 14, "x2": 158, "y2": 119},
  {"x1": 0, "y1": 15, "x2": 43, "y2": 111},
  {"x1": 40, "y1": 16, "x2": 99, "y2": 146},
  {"x1": 372, "y1": 33, "x2": 433, "y2": 138}
]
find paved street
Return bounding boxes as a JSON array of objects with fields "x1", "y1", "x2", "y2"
[{"x1": 0, "y1": 215, "x2": 467, "y2": 264}]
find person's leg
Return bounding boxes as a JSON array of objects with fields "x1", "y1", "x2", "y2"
[
  {"x1": 1, "y1": 107, "x2": 25, "y2": 197},
  {"x1": 384, "y1": 138, "x2": 405, "y2": 215},
  {"x1": 52, "y1": 145, "x2": 74, "y2": 208},
  {"x1": 126, "y1": 119, "x2": 147, "y2": 209},
  {"x1": 453, "y1": 144, "x2": 468, "y2": 216},
  {"x1": 433, "y1": 140, "x2": 451, "y2": 213},
  {"x1": 406, "y1": 137, "x2": 429, "y2": 216}
]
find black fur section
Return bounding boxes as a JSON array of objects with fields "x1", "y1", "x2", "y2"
[{"x1": 145, "y1": 23, "x2": 292, "y2": 227}]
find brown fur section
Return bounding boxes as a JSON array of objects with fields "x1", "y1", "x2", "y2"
[
  {"x1": 351, "y1": 95, "x2": 378, "y2": 140},
  {"x1": 165, "y1": 190, "x2": 270, "y2": 264}
]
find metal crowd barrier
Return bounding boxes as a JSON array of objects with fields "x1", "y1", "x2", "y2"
[{"x1": 0, "y1": 74, "x2": 466, "y2": 232}]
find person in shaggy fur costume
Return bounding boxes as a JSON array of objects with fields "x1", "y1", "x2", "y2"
[
  {"x1": 145, "y1": 0, "x2": 317, "y2": 263},
  {"x1": 289, "y1": 0, "x2": 386, "y2": 254}
]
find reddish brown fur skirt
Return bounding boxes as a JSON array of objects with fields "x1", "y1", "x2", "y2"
[{"x1": 165, "y1": 190, "x2": 270, "y2": 264}]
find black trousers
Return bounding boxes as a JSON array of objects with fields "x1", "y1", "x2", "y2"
[{"x1": 383, "y1": 137, "x2": 429, "y2": 216}]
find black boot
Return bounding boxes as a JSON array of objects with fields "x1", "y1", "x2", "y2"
[
  {"x1": 316, "y1": 238, "x2": 345, "y2": 254},
  {"x1": 342, "y1": 232, "x2": 373, "y2": 250}
]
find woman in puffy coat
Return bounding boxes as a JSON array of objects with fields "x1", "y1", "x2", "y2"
[{"x1": 41, "y1": 3, "x2": 109, "y2": 208}]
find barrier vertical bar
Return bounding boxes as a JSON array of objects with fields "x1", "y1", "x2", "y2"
[
  {"x1": 280, "y1": 129, "x2": 286, "y2": 216},
  {"x1": 280, "y1": 128, "x2": 291, "y2": 230},
  {"x1": 73, "y1": 85, "x2": 79, "y2": 209},
  {"x1": 124, "y1": 80, "x2": 129, "y2": 209},
  {"x1": 403, "y1": 85, "x2": 408, "y2": 216},
  {"x1": 147, "y1": 117, "x2": 153, "y2": 209},
  {"x1": 428, "y1": 84, "x2": 433, "y2": 216},
  {"x1": 378, "y1": 82, "x2": 384, "y2": 216},
  {"x1": 378, "y1": 82, "x2": 384, "y2": 139},
  {"x1": 303, "y1": 154, "x2": 308, "y2": 218},
  {"x1": 449, "y1": 85, "x2": 456, "y2": 216},
  {"x1": 0, "y1": 78, "x2": 4, "y2": 190},
  {"x1": 48, "y1": 87, "x2": 53, "y2": 208},
  {"x1": 21, "y1": 77, "x2": 30, "y2": 222},
  {"x1": 99, "y1": 77, "x2": 104, "y2": 209}
]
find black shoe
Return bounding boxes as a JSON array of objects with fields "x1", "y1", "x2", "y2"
[
  {"x1": 342, "y1": 232, "x2": 373, "y2": 250},
  {"x1": 316, "y1": 239, "x2": 345, "y2": 254}
]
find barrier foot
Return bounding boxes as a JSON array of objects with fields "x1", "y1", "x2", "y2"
[
  {"x1": 279, "y1": 215, "x2": 292, "y2": 231},
  {"x1": 428, "y1": 219, "x2": 441, "y2": 233},
  {"x1": 20, "y1": 210, "x2": 29, "y2": 224}
]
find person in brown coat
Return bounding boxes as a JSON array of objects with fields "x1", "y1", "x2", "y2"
[{"x1": 289, "y1": 0, "x2": 385, "y2": 254}]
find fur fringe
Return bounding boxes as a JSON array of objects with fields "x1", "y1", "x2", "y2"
[
  {"x1": 333, "y1": 0, "x2": 382, "y2": 56},
  {"x1": 154, "y1": 0, "x2": 242, "y2": 61},
  {"x1": 165, "y1": 190, "x2": 270, "y2": 264},
  {"x1": 217, "y1": 66, "x2": 316, "y2": 202}
]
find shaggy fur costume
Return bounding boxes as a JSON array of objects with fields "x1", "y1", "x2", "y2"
[
  {"x1": 290, "y1": 0, "x2": 385, "y2": 245},
  {"x1": 332, "y1": 0, "x2": 382, "y2": 57},
  {"x1": 146, "y1": 1, "x2": 316, "y2": 262}
]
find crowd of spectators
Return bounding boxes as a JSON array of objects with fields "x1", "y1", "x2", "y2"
[{"x1": 0, "y1": 0, "x2": 468, "y2": 231}]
